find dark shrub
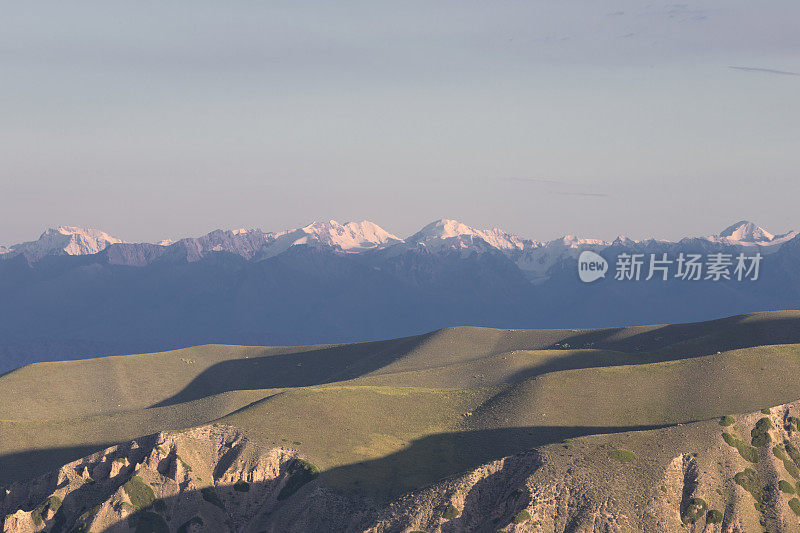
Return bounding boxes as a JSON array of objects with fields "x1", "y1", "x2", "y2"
[
  {"x1": 277, "y1": 459, "x2": 320, "y2": 500},
  {"x1": 681, "y1": 498, "x2": 707, "y2": 524},
  {"x1": 790, "y1": 498, "x2": 800, "y2": 516},
  {"x1": 442, "y1": 504, "x2": 460, "y2": 519},
  {"x1": 751, "y1": 417, "x2": 773, "y2": 447},
  {"x1": 129, "y1": 511, "x2": 169, "y2": 533},
  {"x1": 722, "y1": 432, "x2": 759, "y2": 463},
  {"x1": 734, "y1": 469, "x2": 766, "y2": 509},
  {"x1": 200, "y1": 487, "x2": 225, "y2": 510}
]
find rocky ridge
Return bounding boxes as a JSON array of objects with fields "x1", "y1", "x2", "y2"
[{"x1": 7, "y1": 400, "x2": 800, "y2": 532}]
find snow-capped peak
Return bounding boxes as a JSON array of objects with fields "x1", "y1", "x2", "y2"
[
  {"x1": 6, "y1": 226, "x2": 125, "y2": 261},
  {"x1": 555, "y1": 234, "x2": 611, "y2": 248},
  {"x1": 54, "y1": 226, "x2": 125, "y2": 255},
  {"x1": 718, "y1": 221, "x2": 774, "y2": 243},
  {"x1": 258, "y1": 220, "x2": 402, "y2": 258},
  {"x1": 409, "y1": 219, "x2": 529, "y2": 251},
  {"x1": 411, "y1": 219, "x2": 479, "y2": 240},
  {"x1": 701, "y1": 220, "x2": 798, "y2": 247},
  {"x1": 611, "y1": 235, "x2": 637, "y2": 246},
  {"x1": 300, "y1": 220, "x2": 402, "y2": 250}
]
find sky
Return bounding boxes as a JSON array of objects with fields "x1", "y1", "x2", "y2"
[{"x1": 1, "y1": 1, "x2": 799, "y2": 245}]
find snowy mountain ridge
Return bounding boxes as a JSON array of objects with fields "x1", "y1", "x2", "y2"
[
  {"x1": 2, "y1": 226, "x2": 125, "y2": 261},
  {"x1": 1, "y1": 219, "x2": 794, "y2": 266},
  {"x1": 706, "y1": 220, "x2": 798, "y2": 247}
]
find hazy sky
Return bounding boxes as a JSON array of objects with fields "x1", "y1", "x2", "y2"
[{"x1": 2, "y1": 1, "x2": 799, "y2": 245}]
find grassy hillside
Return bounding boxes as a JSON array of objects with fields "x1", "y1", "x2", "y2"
[
  {"x1": 2, "y1": 310, "x2": 800, "y2": 496},
  {"x1": 9, "y1": 402, "x2": 800, "y2": 532}
]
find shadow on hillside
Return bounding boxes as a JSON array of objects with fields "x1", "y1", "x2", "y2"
[
  {"x1": 318, "y1": 424, "x2": 670, "y2": 501},
  {"x1": 151, "y1": 333, "x2": 435, "y2": 408},
  {"x1": 0, "y1": 424, "x2": 672, "y2": 532},
  {"x1": 2, "y1": 436, "x2": 159, "y2": 533},
  {"x1": 465, "y1": 313, "x2": 800, "y2": 387},
  {"x1": 546, "y1": 312, "x2": 800, "y2": 357},
  {"x1": 0, "y1": 443, "x2": 115, "y2": 489},
  {"x1": 438, "y1": 450, "x2": 538, "y2": 533},
  {"x1": 150, "y1": 312, "x2": 800, "y2": 414}
]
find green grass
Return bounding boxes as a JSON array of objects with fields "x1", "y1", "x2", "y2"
[
  {"x1": 3, "y1": 312, "x2": 800, "y2": 530},
  {"x1": 30, "y1": 495, "x2": 61, "y2": 527},
  {"x1": 779, "y1": 480, "x2": 796, "y2": 494},
  {"x1": 734, "y1": 469, "x2": 766, "y2": 508},
  {"x1": 786, "y1": 442, "x2": 800, "y2": 466},
  {"x1": 4, "y1": 310, "x2": 800, "y2": 500},
  {"x1": 73, "y1": 504, "x2": 101, "y2": 533},
  {"x1": 609, "y1": 449, "x2": 636, "y2": 463},
  {"x1": 722, "y1": 432, "x2": 760, "y2": 463},
  {"x1": 224, "y1": 386, "x2": 484, "y2": 497},
  {"x1": 790, "y1": 498, "x2": 800, "y2": 516},
  {"x1": 123, "y1": 476, "x2": 156, "y2": 512},
  {"x1": 774, "y1": 446, "x2": 800, "y2": 478},
  {"x1": 513, "y1": 509, "x2": 531, "y2": 524},
  {"x1": 442, "y1": 504, "x2": 460, "y2": 519},
  {"x1": 175, "y1": 454, "x2": 192, "y2": 472}
]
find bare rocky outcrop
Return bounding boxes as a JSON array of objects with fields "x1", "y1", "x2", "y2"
[
  {"x1": 0, "y1": 426, "x2": 322, "y2": 533},
  {"x1": 8, "y1": 401, "x2": 800, "y2": 532}
]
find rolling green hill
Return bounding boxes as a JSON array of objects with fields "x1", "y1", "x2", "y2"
[{"x1": 3, "y1": 309, "x2": 800, "y2": 499}]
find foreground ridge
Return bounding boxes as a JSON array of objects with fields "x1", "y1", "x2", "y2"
[{"x1": 6, "y1": 399, "x2": 800, "y2": 532}]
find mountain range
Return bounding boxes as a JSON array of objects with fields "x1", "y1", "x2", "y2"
[
  {"x1": 3, "y1": 219, "x2": 797, "y2": 279},
  {"x1": 1, "y1": 219, "x2": 799, "y2": 372}
]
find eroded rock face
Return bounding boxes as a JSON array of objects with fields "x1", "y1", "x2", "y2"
[
  {"x1": 7, "y1": 402, "x2": 800, "y2": 532},
  {"x1": 0, "y1": 426, "x2": 316, "y2": 533}
]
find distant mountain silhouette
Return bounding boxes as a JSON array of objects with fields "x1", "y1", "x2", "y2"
[{"x1": 1, "y1": 219, "x2": 798, "y2": 371}]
